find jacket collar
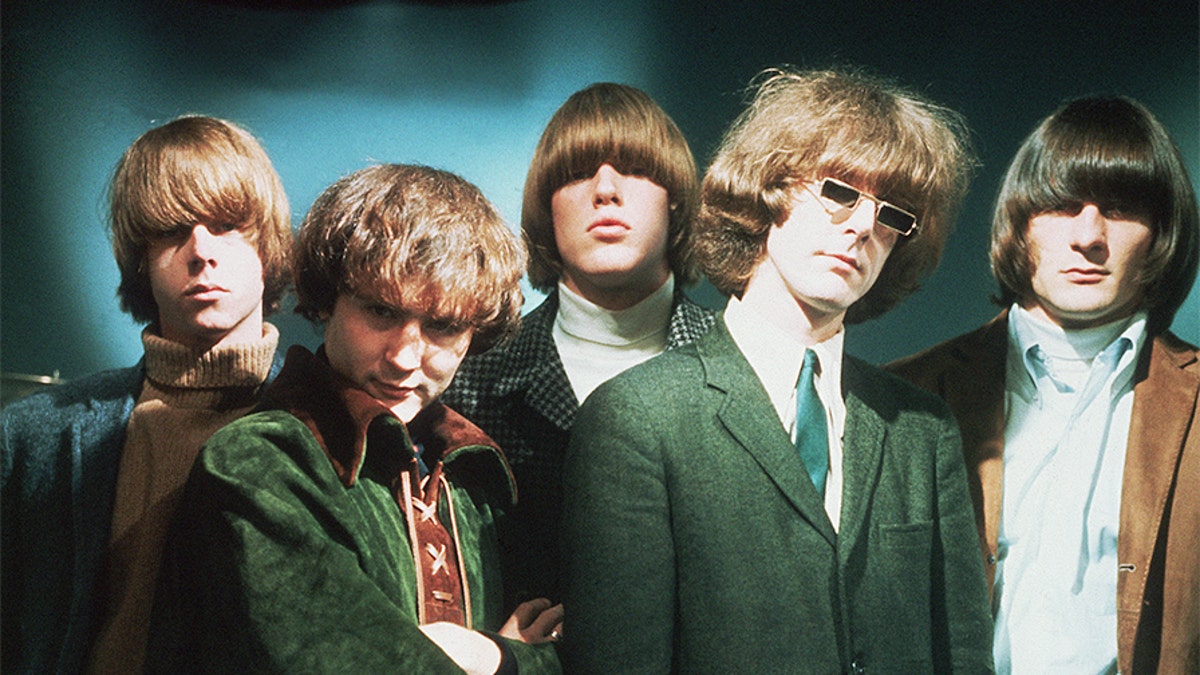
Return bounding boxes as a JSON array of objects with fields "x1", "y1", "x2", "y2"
[
  {"x1": 258, "y1": 345, "x2": 516, "y2": 503},
  {"x1": 1117, "y1": 330, "x2": 1200, "y2": 615},
  {"x1": 700, "y1": 318, "x2": 838, "y2": 547},
  {"x1": 492, "y1": 293, "x2": 578, "y2": 428},
  {"x1": 486, "y1": 289, "x2": 715, "y2": 428},
  {"x1": 665, "y1": 289, "x2": 717, "y2": 349}
]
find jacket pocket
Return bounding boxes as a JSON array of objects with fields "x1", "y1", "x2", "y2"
[
  {"x1": 854, "y1": 520, "x2": 935, "y2": 667},
  {"x1": 878, "y1": 520, "x2": 934, "y2": 550}
]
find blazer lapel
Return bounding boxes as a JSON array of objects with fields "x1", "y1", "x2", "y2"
[
  {"x1": 701, "y1": 322, "x2": 837, "y2": 546},
  {"x1": 836, "y1": 357, "x2": 888, "y2": 554},
  {"x1": 1118, "y1": 334, "x2": 1200, "y2": 610},
  {"x1": 523, "y1": 355, "x2": 577, "y2": 431},
  {"x1": 496, "y1": 295, "x2": 579, "y2": 431}
]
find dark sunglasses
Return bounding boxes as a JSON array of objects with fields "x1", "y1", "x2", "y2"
[{"x1": 807, "y1": 177, "x2": 919, "y2": 236}]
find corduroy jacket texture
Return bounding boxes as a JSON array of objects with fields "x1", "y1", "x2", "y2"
[{"x1": 146, "y1": 346, "x2": 560, "y2": 673}]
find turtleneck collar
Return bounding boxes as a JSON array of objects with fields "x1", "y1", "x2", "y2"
[
  {"x1": 142, "y1": 322, "x2": 279, "y2": 390},
  {"x1": 555, "y1": 274, "x2": 675, "y2": 347}
]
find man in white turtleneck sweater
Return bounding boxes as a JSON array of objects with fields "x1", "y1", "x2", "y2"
[
  {"x1": 442, "y1": 83, "x2": 715, "y2": 611},
  {"x1": 0, "y1": 115, "x2": 292, "y2": 674},
  {"x1": 889, "y1": 96, "x2": 1200, "y2": 674},
  {"x1": 552, "y1": 272, "x2": 677, "y2": 404}
]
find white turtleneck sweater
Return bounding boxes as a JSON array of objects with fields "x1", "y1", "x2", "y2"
[{"x1": 552, "y1": 275, "x2": 675, "y2": 404}]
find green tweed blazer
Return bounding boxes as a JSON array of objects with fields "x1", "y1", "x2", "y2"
[{"x1": 562, "y1": 319, "x2": 993, "y2": 674}]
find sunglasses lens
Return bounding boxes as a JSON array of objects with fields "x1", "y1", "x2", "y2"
[
  {"x1": 820, "y1": 180, "x2": 860, "y2": 209},
  {"x1": 877, "y1": 205, "x2": 916, "y2": 234}
]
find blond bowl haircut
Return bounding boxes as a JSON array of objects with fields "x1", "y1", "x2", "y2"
[
  {"x1": 293, "y1": 164, "x2": 526, "y2": 355},
  {"x1": 990, "y1": 96, "x2": 1199, "y2": 334},
  {"x1": 697, "y1": 67, "x2": 975, "y2": 324},
  {"x1": 110, "y1": 115, "x2": 292, "y2": 324},
  {"x1": 521, "y1": 82, "x2": 701, "y2": 292}
]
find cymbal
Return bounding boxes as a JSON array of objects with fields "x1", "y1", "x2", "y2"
[{"x1": 2, "y1": 371, "x2": 67, "y2": 407}]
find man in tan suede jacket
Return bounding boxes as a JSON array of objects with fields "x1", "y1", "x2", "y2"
[{"x1": 889, "y1": 96, "x2": 1199, "y2": 674}]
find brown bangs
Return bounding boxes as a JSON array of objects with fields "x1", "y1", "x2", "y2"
[
  {"x1": 128, "y1": 157, "x2": 264, "y2": 240},
  {"x1": 338, "y1": 212, "x2": 497, "y2": 329},
  {"x1": 811, "y1": 98, "x2": 962, "y2": 222},
  {"x1": 296, "y1": 164, "x2": 526, "y2": 354},
  {"x1": 113, "y1": 122, "x2": 282, "y2": 241},
  {"x1": 539, "y1": 108, "x2": 681, "y2": 207},
  {"x1": 1008, "y1": 123, "x2": 1173, "y2": 228},
  {"x1": 522, "y1": 82, "x2": 700, "y2": 290}
]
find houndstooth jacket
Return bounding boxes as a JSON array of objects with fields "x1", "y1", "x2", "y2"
[{"x1": 441, "y1": 288, "x2": 715, "y2": 609}]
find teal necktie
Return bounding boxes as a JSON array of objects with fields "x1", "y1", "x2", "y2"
[{"x1": 795, "y1": 349, "x2": 829, "y2": 496}]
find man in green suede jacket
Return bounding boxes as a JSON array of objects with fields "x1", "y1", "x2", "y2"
[
  {"x1": 148, "y1": 164, "x2": 561, "y2": 674},
  {"x1": 562, "y1": 68, "x2": 994, "y2": 673}
]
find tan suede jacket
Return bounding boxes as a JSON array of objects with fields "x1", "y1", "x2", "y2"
[{"x1": 888, "y1": 310, "x2": 1200, "y2": 673}]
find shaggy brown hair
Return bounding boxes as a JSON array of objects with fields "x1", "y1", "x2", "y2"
[
  {"x1": 110, "y1": 115, "x2": 292, "y2": 323},
  {"x1": 697, "y1": 67, "x2": 974, "y2": 324},
  {"x1": 294, "y1": 164, "x2": 526, "y2": 354},
  {"x1": 522, "y1": 82, "x2": 700, "y2": 291}
]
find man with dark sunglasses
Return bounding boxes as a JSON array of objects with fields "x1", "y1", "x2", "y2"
[
  {"x1": 889, "y1": 96, "x2": 1199, "y2": 674},
  {"x1": 560, "y1": 67, "x2": 993, "y2": 673}
]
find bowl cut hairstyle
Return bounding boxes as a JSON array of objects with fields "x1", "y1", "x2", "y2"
[
  {"x1": 697, "y1": 67, "x2": 975, "y2": 324},
  {"x1": 990, "y1": 95, "x2": 1199, "y2": 334},
  {"x1": 110, "y1": 115, "x2": 292, "y2": 324},
  {"x1": 294, "y1": 163, "x2": 526, "y2": 355},
  {"x1": 522, "y1": 82, "x2": 701, "y2": 291}
]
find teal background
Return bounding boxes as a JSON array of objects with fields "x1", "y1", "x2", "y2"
[{"x1": 3, "y1": 0, "x2": 1197, "y2": 382}]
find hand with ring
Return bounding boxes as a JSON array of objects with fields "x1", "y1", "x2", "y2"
[{"x1": 498, "y1": 597, "x2": 564, "y2": 645}]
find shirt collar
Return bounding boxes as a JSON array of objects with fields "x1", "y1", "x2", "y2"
[
  {"x1": 1007, "y1": 304, "x2": 1147, "y2": 406},
  {"x1": 724, "y1": 294, "x2": 845, "y2": 430},
  {"x1": 258, "y1": 345, "x2": 514, "y2": 502}
]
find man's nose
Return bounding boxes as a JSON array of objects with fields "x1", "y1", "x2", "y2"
[
  {"x1": 592, "y1": 164, "x2": 622, "y2": 207},
  {"x1": 843, "y1": 197, "x2": 878, "y2": 240},
  {"x1": 1070, "y1": 203, "x2": 1108, "y2": 251},
  {"x1": 185, "y1": 225, "x2": 220, "y2": 269},
  {"x1": 385, "y1": 319, "x2": 426, "y2": 370}
]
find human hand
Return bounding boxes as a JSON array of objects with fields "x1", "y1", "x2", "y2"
[
  {"x1": 419, "y1": 621, "x2": 502, "y2": 675},
  {"x1": 498, "y1": 597, "x2": 564, "y2": 644}
]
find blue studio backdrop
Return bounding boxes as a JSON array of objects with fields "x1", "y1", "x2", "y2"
[{"x1": 3, "y1": 0, "x2": 1197, "y2": 385}]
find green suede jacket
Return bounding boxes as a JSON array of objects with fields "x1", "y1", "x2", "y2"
[{"x1": 147, "y1": 346, "x2": 560, "y2": 674}]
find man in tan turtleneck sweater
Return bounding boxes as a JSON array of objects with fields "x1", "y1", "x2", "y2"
[{"x1": 1, "y1": 115, "x2": 293, "y2": 674}]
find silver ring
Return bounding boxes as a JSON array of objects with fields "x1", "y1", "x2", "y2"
[{"x1": 549, "y1": 629, "x2": 562, "y2": 641}]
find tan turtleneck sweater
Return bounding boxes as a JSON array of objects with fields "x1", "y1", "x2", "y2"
[{"x1": 87, "y1": 324, "x2": 279, "y2": 674}]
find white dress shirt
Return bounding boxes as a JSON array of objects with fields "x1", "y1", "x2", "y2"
[
  {"x1": 724, "y1": 296, "x2": 846, "y2": 530},
  {"x1": 993, "y1": 304, "x2": 1146, "y2": 674}
]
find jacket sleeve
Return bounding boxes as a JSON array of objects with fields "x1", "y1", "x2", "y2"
[
  {"x1": 146, "y1": 413, "x2": 469, "y2": 674},
  {"x1": 560, "y1": 380, "x2": 676, "y2": 674},
  {"x1": 932, "y1": 414, "x2": 996, "y2": 673}
]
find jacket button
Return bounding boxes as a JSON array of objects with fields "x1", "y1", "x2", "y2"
[
  {"x1": 986, "y1": 553, "x2": 997, "y2": 565},
  {"x1": 849, "y1": 658, "x2": 866, "y2": 673}
]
